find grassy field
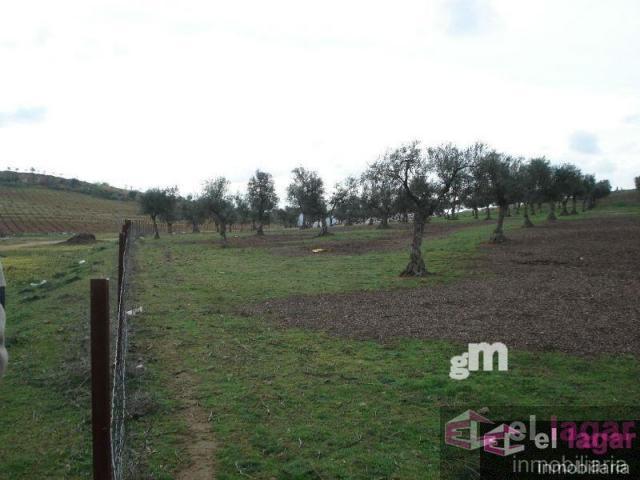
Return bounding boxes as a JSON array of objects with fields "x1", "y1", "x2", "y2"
[
  {"x1": 0, "y1": 236, "x2": 117, "y2": 478},
  {"x1": 0, "y1": 192, "x2": 638, "y2": 479}
]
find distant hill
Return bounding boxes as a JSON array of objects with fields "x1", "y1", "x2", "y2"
[
  {"x1": 0, "y1": 172, "x2": 146, "y2": 235},
  {"x1": 598, "y1": 188, "x2": 640, "y2": 208},
  {"x1": 0, "y1": 170, "x2": 139, "y2": 201}
]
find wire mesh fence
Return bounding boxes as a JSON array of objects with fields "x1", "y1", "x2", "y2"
[
  {"x1": 110, "y1": 220, "x2": 132, "y2": 480},
  {"x1": 90, "y1": 219, "x2": 151, "y2": 480}
]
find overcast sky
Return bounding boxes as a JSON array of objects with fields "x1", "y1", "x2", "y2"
[{"x1": 1, "y1": 0, "x2": 639, "y2": 199}]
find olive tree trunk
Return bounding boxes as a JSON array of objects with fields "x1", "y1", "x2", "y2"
[
  {"x1": 318, "y1": 217, "x2": 331, "y2": 236},
  {"x1": 256, "y1": 215, "x2": 265, "y2": 236},
  {"x1": 400, "y1": 212, "x2": 428, "y2": 277},
  {"x1": 219, "y1": 222, "x2": 228, "y2": 247},
  {"x1": 547, "y1": 201, "x2": 557, "y2": 221},
  {"x1": 192, "y1": 221, "x2": 200, "y2": 233},
  {"x1": 485, "y1": 206, "x2": 491, "y2": 220},
  {"x1": 560, "y1": 198, "x2": 569, "y2": 216},
  {"x1": 490, "y1": 204, "x2": 508, "y2": 243},
  {"x1": 523, "y1": 203, "x2": 534, "y2": 227},
  {"x1": 571, "y1": 196, "x2": 578, "y2": 215}
]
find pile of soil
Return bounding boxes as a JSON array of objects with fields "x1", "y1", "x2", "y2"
[
  {"x1": 65, "y1": 233, "x2": 96, "y2": 245},
  {"x1": 243, "y1": 216, "x2": 640, "y2": 356}
]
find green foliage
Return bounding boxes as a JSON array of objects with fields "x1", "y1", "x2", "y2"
[
  {"x1": 247, "y1": 170, "x2": 279, "y2": 228},
  {"x1": 139, "y1": 187, "x2": 178, "y2": 233},
  {"x1": 331, "y1": 176, "x2": 363, "y2": 224},
  {"x1": 287, "y1": 167, "x2": 327, "y2": 226}
]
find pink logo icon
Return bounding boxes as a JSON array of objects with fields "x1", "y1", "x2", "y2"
[{"x1": 445, "y1": 410, "x2": 524, "y2": 456}]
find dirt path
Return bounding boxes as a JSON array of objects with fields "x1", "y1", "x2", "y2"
[
  {"x1": 243, "y1": 216, "x2": 640, "y2": 356},
  {"x1": 0, "y1": 239, "x2": 61, "y2": 250},
  {"x1": 174, "y1": 370, "x2": 217, "y2": 480}
]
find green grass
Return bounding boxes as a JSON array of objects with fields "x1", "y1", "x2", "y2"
[
  {"x1": 128, "y1": 205, "x2": 639, "y2": 479},
  {"x1": 1, "y1": 194, "x2": 638, "y2": 479},
  {"x1": 0, "y1": 240, "x2": 117, "y2": 479}
]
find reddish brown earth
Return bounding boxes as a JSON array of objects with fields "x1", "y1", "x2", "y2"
[{"x1": 243, "y1": 216, "x2": 640, "y2": 356}]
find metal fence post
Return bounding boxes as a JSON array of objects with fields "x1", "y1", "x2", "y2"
[{"x1": 90, "y1": 278, "x2": 113, "y2": 480}]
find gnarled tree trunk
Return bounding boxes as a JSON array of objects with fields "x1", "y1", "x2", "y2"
[
  {"x1": 485, "y1": 206, "x2": 491, "y2": 220},
  {"x1": 570, "y1": 195, "x2": 578, "y2": 215},
  {"x1": 401, "y1": 212, "x2": 428, "y2": 277},
  {"x1": 192, "y1": 221, "x2": 200, "y2": 233},
  {"x1": 472, "y1": 206, "x2": 478, "y2": 219},
  {"x1": 547, "y1": 201, "x2": 557, "y2": 221},
  {"x1": 378, "y1": 214, "x2": 389, "y2": 229},
  {"x1": 219, "y1": 222, "x2": 228, "y2": 247},
  {"x1": 318, "y1": 217, "x2": 331, "y2": 236},
  {"x1": 523, "y1": 203, "x2": 534, "y2": 228},
  {"x1": 560, "y1": 198, "x2": 569, "y2": 216},
  {"x1": 490, "y1": 204, "x2": 508, "y2": 243}
]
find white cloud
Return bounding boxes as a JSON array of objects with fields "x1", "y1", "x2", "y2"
[{"x1": 0, "y1": 0, "x2": 639, "y2": 195}]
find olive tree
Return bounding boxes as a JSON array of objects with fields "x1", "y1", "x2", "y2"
[
  {"x1": 202, "y1": 177, "x2": 236, "y2": 247},
  {"x1": 181, "y1": 195, "x2": 208, "y2": 233},
  {"x1": 375, "y1": 141, "x2": 472, "y2": 276},
  {"x1": 139, "y1": 187, "x2": 177, "y2": 239},
  {"x1": 247, "y1": 170, "x2": 279, "y2": 235},
  {"x1": 331, "y1": 176, "x2": 362, "y2": 226},
  {"x1": 475, "y1": 153, "x2": 520, "y2": 243},
  {"x1": 274, "y1": 206, "x2": 299, "y2": 228},
  {"x1": 287, "y1": 167, "x2": 329, "y2": 235},
  {"x1": 361, "y1": 165, "x2": 397, "y2": 228},
  {"x1": 555, "y1": 164, "x2": 583, "y2": 215}
]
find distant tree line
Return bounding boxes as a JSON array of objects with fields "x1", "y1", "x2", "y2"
[{"x1": 138, "y1": 142, "x2": 615, "y2": 275}]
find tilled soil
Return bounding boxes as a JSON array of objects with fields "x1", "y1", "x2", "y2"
[{"x1": 243, "y1": 216, "x2": 640, "y2": 356}]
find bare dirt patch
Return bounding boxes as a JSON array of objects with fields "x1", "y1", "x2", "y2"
[
  {"x1": 175, "y1": 370, "x2": 217, "y2": 480},
  {"x1": 243, "y1": 216, "x2": 640, "y2": 356},
  {"x1": 227, "y1": 221, "x2": 475, "y2": 256}
]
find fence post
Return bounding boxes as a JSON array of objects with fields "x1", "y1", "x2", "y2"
[
  {"x1": 90, "y1": 278, "x2": 113, "y2": 480},
  {"x1": 0, "y1": 259, "x2": 5, "y2": 308},
  {"x1": 118, "y1": 233, "x2": 125, "y2": 300}
]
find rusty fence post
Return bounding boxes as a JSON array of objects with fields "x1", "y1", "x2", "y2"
[{"x1": 90, "y1": 278, "x2": 113, "y2": 480}]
